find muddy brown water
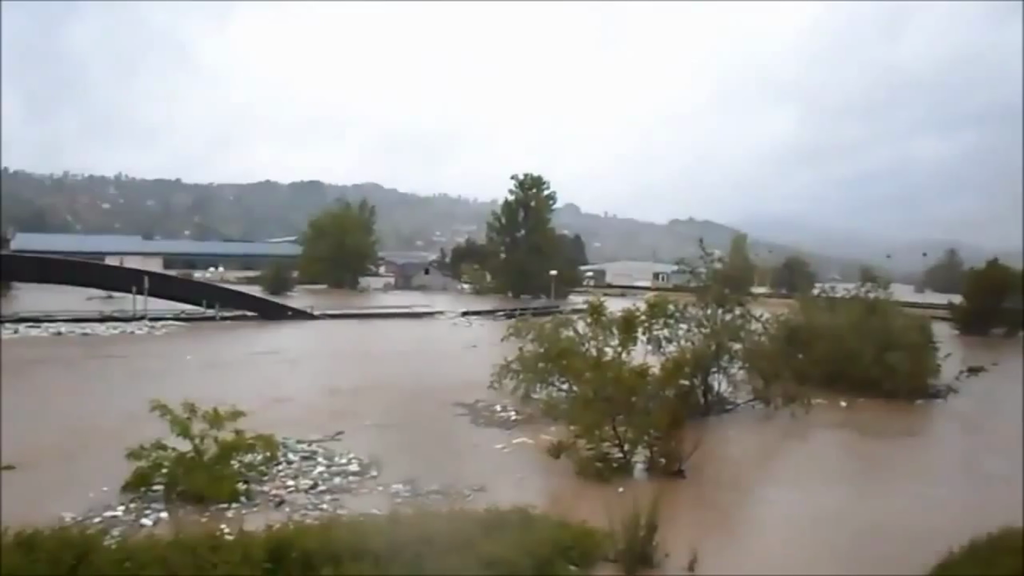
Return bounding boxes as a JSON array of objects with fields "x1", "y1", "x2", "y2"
[{"x1": 1, "y1": 285, "x2": 1021, "y2": 575}]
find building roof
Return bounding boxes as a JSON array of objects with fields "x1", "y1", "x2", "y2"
[
  {"x1": 579, "y1": 260, "x2": 679, "y2": 273},
  {"x1": 379, "y1": 251, "x2": 438, "y2": 265},
  {"x1": 9, "y1": 233, "x2": 302, "y2": 258}
]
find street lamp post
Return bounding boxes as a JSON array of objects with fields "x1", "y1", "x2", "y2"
[{"x1": 548, "y1": 269, "x2": 559, "y2": 301}]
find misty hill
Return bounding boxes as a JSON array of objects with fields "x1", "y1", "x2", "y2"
[
  {"x1": 735, "y1": 217, "x2": 1023, "y2": 274},
  {"x1": 2, "y1": 168, "x2": 881, "y2": 278}
]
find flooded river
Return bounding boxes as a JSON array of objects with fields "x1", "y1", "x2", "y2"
[{"x1": 1, "y1": 284, "x2": 1021, "y2": 574}]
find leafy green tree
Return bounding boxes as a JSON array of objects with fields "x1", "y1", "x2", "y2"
[
  {"x1": 121, "y1": 400, "x2": 279, "y2": 505},
  {"x1": 491, "y1": 247, "x2": 770, "y2": 480},
  {"x1": 449, "y1": 238, "x2": 494, "y2": 282},
  {"x1": 770, "y1": 255, "x2": 817, "y2": 295},
  {"x1": 561, "y1": 233, "x2": 590, "y2": 267},
  {"x1": 714, "y1": 233, "x2": 755, "y2": 295},
  {"x1": 484, "y1": 174, "x2": 579, "y2": 299},
  {"x1": 922, "y1": 248, "x2": 966, "y2": 294},
  {"x1": 747, "y1": 283, "x2": 943, "y2": 401},
  {"x1": 297, "y1": 199, "x2": 378, "y2": 289},
  {"x1": 258, "y1": 260, "x2": 296, "y2": 296},
  {"x1": 951, "y1": 258, "x2": 1021, "y2": 337}
]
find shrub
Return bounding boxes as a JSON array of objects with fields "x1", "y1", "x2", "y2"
[
  {"x1": 951, "y1": 258, "x2": 1022, "y2": 337},
  {"x1": 609, "y1": 494, "x2": 663, "y2": 576},
  {"x1": 121, "y1": 400, "x2": 279, "y2": 505},
  {"x1": 0, "y1": 508, "x2": 608, "y2": 575},
  {"x1": 928, "y1": 526, "x2": 1023, "y2": 575},
  {"x1": 492, "y1": 244, "x2": 781, "y2": 480},
  {"x1": 258, "y1": 261, "x2": 295, "y2": 296},
  {"x1": 747, "y1": 283, "x2": 942, "y2": 400}
]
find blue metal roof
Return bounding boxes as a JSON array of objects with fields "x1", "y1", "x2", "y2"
[{"x1": 10, "y1": 233, "x2": 302, "y2": 258}]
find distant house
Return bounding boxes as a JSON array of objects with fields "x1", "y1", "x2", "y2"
[
  {"x1": 378, "y1": 251, "x2": 459, "y2": 291},
  {"x1": 579, "y1": 261, "x2": 678, "y2": 288}
]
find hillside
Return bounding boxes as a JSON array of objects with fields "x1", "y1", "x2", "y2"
[
  {"x1": 1, "y1": 168, "x2": 870, "y2": 277},
  {"x1": 736, "y1": 217, "x2": 1024, "y2": 273}
]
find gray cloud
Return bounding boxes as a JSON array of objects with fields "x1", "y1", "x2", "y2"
[{"x1": 2, "y1": 1, "x2": 1020, "y2": 248}]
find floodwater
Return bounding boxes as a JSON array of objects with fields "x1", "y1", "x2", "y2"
[{"x1": 1, "y1": 284, "x2": 1021, "y2": 575}]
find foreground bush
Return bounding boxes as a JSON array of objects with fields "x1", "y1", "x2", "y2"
[
  {"x1": 928, "y1": 526, "x2": 1023, "y2": 575},
  {"x1": 609, "y1": 494, "x2": 663, "y2": 576},
  {"x1": 747, "y1": 283, "x2": 941, "y2": 400},
  {"x1": 121, "y1": 400, "x2": 279, "y2": 505},
  {"x1": 0, "y1": 507, "x2": 607, "y2": 575}
]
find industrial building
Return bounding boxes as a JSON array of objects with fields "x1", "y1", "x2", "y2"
[{"x1": 8, "y1": 232, "x2": 301, "y2": 273}]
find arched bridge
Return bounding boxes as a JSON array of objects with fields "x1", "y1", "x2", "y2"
[{"x1": 1, "y1": 253, "x2": 318, "y2": 321}]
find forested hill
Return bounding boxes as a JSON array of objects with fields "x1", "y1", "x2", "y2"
[{"x1": 0, "y1": 168, "x2": 868, "y2": 275}]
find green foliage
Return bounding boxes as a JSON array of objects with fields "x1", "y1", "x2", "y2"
[
  {"x1": 747, "y1": 283, "x2": 942, "y2": 401},
  {"x1": 923, "y1": 248, "x2": 966, "y2": 294},
  {"x1": 121, "y1": 400, "x2": 279, "y2": 505},
  {"x1": 714, "y1": 233, "x2": 755, "y2": 295},
  {"x1": 0, "y1": 508, "x2": 608, "y2": 575},
  {"x1": 609, "y1": 495, "x2": 662, "y2": 576},
  {"x1": 770, "y1": 255, "x2": 817, "y2": 295},
  {"x1": 560, "y1": 233, "x2": 590, "y2": 267},
  {"x1": 298, "y1": 199, "x2": 378, "y2": 289},
  {"x1": 484, "y1": 174, "x2": 580, "y2": 299},
  {"x1": 928, "y1": 526, "x2": 1023, "y2": 576},
  {"x1": 492, "y1": 246, "x2": 766, "y2": 479},
  {"x1": 258, "y1": 261, "x2": 295, "y2": 296},
  {"x1": 448, "y1": 238, "x2": 494, "y2": 282},
  {"x1": 951, "y1": 258, "x2": 1022, "y2": 337}
]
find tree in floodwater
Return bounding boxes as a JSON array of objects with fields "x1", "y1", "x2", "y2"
[
  {"x1": 951, "y1": 258, "x2": 1022, "y2": 337},
  {"x1": 484, "y1": 174, "x2": 580, "y2": 298},
  {"x1": 922, "y1": 248, "x2": 966, "y2": 295},
  {"x1": 746, "y1": 281, "x2": 944, "y2": 401},
  {"x1": 770, "y1": 255, "x2": 817, "y2": 295},
  {"x1": 493, "y1": 242, "x2": 953, "y2": 481},
  {"x1": 491, "y1": 244, "x2": 772, "y2": 480},
  {"x1": 121, "y1": 400, "x2": 279, "y2": 504},
  {"x1": 297, "y1": 199, "x2": 378, "y2": 289},
  {"x1": 258, "y1": 260, "x2": 296, "y2": 296}
]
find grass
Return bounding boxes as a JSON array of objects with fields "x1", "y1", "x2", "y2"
[
  {"x1": 928, "y1": 526, "x2": 1023, "y2": 575},
  {"x1": 608, "y1": 494, "x2": 663, "y2": 576},
  {"x1": 0, "y1": 507, "x2": 608, "y2": 575}
]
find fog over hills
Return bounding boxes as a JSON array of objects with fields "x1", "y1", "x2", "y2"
[{"x1": 1, "y1": 2, "x2": 1020, "y2": 276}]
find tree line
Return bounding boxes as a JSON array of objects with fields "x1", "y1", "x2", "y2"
[{"x1": 259, "y1": 173, "x2": 591, "y2": 299}]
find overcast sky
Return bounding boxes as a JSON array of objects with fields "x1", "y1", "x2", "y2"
[{"x1": 2, "y1": 1, "x2": 1021, "y2": 248}]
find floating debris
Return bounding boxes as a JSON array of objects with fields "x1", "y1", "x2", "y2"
[
  {"x1": 954, "y1": 365, "x2": 988, "y2": 381},
  {"x1": 2, "y1": 321, "x2": 187, "y2": 339},
  {"x1": 57, "y1": 433, "x2": 487, "y2": 542},
  {"x1": 452, "y1": 399, "x2": 540, "y2": 430}
]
